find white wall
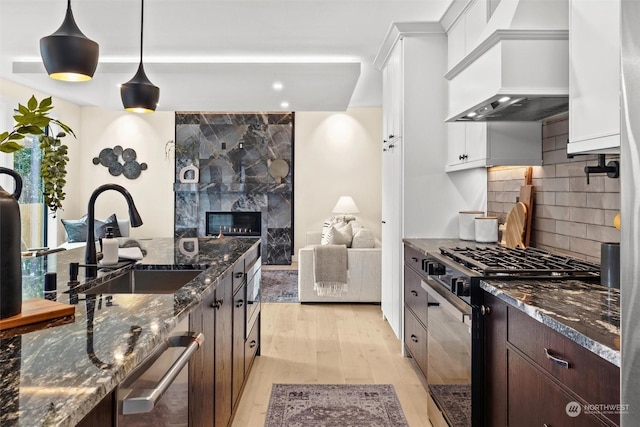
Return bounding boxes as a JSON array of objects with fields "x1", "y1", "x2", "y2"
[
  {"x1": 77, "y1": 108, "x2": 175, "y2": 239},
  {"x1": 2, "y1": 78, "x2": 382, "y2": 250},
  {"x1": 294, "y1": 107, "x2": 382, "y2": 255},
  {"x1": 0, "y1": 78, "x2": 82, "y2": 246}
]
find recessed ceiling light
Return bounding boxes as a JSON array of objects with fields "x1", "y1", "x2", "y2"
[
  {"x1": 272, "y1": 81, "x2": 284, "y2": 91},
  {"x1": 498, "y1": 96, "x2": 511, "y2": 103},
  {"x1": 280, "y1": 101, "x2": 290, "y2": 108}
]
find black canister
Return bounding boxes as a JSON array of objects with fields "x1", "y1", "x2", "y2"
[
  {"x1": 0, "y1": 167, "x2": 23, "y2": 319},
  {"x1": 600, "y1": 242, "x2": 620, "y2": 288}
]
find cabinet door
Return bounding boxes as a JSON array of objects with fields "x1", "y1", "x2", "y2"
[
  {"x1": 190, "y1": 289, "x2": 216, "y2": 426},
  {"x1": 482, "y1": 293, "x2": 508, "y2": 427},
  {"x1": 382, "y1": 42, "x2": 402, "y2": 143},
  {"x1": 508, "y1": 350, "x2": 606, "y2": 427},
  {"x1": 214, "y1": 273, "x2": 233, "y2": 427},
  {"x1": 568, "y1": 0, "x2": 620, "y2": 153},
  {"x1": 381, "y1": 137, "x2": 403, "y2": 338},
  {"x1": 464, "y1": 122, "x2": 488, "y2": 164},
  {"x1": 447, "y1": 123, "x2": 467, "y2": 167},
  {"x1": 232, "y1": 282, "x2": 246, "y2": 409},
  {"x1": 404, "y1": 307, "x2": 428, "y2": 377}
]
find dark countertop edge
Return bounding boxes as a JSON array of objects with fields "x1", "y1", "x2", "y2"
[
  {"x1": 480, "y1": 280, "x2": 621, "y2": 368},
  {"x1": 57, "y1": 239, "x2": 261, "y2": 427}
]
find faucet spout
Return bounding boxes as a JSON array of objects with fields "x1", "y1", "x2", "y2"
[{"x1": 85, "y1": 184, "x2": 143, "y2": 278}]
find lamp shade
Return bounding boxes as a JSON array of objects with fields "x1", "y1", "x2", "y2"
[
  {"x1": 120, "y1": 63, "x2": 160, "y2": 113},
  {"x1": 39, "y1": 2, "x2": 99, "y2": 82},
  {"x1": 332, "y1": 196, "x2": 360, "y2": 214}
]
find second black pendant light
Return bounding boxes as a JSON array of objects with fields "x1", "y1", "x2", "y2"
[{"x1": 121, "y1": 0, "x2": 160, "y2": 113}]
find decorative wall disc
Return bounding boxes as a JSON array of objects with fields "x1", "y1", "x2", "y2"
[{"x1": 93, "y1": 146, "x2": 147, "y2": 179}]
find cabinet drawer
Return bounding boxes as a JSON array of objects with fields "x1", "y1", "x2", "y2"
[
  {"x1": 508, "y1": 349, "x2": 607, "y2": 427},
  {"x1": 404, "y1": 245, "x2": 427, "y2": 278},
  {"x1": 232, "y1": 258, "x2": 246, "y2": 293},
  {"x1": 245, "y1": 244, "x2": 260, "y2": 271},
  {"x1": 404, "y1": 265, "x2": 427, "y2": 327},
  {"x1": 507, "y1": 307, "x2": 619, "y2": 425},
  {"x1": 404, "y1": 307, "x2": 428, "y2": 378},
  {"x1": 245, "y1": 315, "x2": 260, "y2": 373}
]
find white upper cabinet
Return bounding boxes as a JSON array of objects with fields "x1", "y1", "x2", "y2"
[
  {"x1": 446, "y1": 121, "x2": 542, "y2": 172},
  {"x1": 382, "y1": 45, "x2": 403, "y2": 144},
  {"x1": 568, "y1": 0, "x2": 620, "y2": 154}
]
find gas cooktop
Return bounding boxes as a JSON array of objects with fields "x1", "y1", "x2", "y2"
[{"x1": 439, "y1": 246, "x2": 600, "y2": 279}]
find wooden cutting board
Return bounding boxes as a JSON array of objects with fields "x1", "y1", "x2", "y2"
[
  {"x1": 518, "y1": 167, "x2": 535, "y2": 247},
  {"x1": 0, "y1": 298, "x2": 75, "y2": 331},
  {"x1": 504, "y1": 202, "x2": 527, "y2": 249}
]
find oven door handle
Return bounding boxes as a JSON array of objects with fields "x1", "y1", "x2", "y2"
[{"x1": 121, "y1": 332, "x2": 204, "y2": 415}]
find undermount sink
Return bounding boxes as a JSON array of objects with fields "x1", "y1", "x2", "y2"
[{"x1": 80, "y1": 269, "x2": 203, "y2": 295}]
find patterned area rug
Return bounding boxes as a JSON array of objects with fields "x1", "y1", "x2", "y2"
[
  {"x1": 265, "y1": 384, "x2": 409, "y2": 427},
  {"x1": 261, "y1": 270, "x2": 298, "y2": 303},
  {"x1": 428, "y1": 384, "x2": 471, "y2": 427}
]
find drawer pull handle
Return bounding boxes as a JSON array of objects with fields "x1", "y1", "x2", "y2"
[
  {"x1": 410, "y1": 334, "x2": 418, "y2": 343},
  {"x1": 410, "y1": 290, "x2": 419, "y2": 297},
  {"x1": 211, "y1": 299, "x2": 223, "y2": 309},
  {"x1": 544, "y1": 348, "x2": 570, "y2": 369},
  {"x1": 235, "y1": 272, "x2": 244, "y2": 279},
  {"x1": 411, "y1": 257, "x2": 418, "y2": 262},
  {"x1": 249, "y1": 340, "x2": 257, "y2": 348},
  {"x1": 481, "y1": 305, "x2": 491, "y2": 315},
  {"x1": 236, "y1": 299, "x2": 244, "y2": 308}
]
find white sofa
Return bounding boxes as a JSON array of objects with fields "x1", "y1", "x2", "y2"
[{"x1": 298, "y1": 231, "x2": 381, "y2": 303}]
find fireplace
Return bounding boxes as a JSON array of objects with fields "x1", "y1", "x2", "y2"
[{"x1": 206, "y1": 212, "x2": 262, "y2": 237}]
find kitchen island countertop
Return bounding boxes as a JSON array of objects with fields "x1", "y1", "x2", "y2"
[
  {"x1": 0, "y1": 237, "x2": 260, "y2": 427},
  {"x1": 402, "y1": 238, "x2": 620, "y2": 367}
]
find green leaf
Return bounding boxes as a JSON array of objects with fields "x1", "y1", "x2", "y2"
[
  {"x1": 8, "y1": 134, "x2": 25, "y2": 141},
  {"x1": 17, "y1": 104, "x2": 29, "y2": 115},
  {"x1": 27, "y1": 95, "x2": 37, "y2": 111},
  {"x1": 39, "y1": 97, "x2": 52, "y2": 109},
  {"x1": 0, "y1": 140, "x2": 24, "y2": 153},
  {"x1": 0, "y1": 131, "x2": 8, "y2": 142}
]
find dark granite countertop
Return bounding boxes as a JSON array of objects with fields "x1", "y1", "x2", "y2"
[
  {"x1": 402, "y1": 238, "x2": 620, "y2": 368},
  {"x1": 480, "y1": 279, "x2": 620, "y2": 367},
  {"x1": 1, "y1": 237, "x2": 260, "y2": 427}
]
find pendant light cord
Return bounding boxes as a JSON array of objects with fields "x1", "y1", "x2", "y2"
[{"x1": 139, "y1": 0, "x2": 144, "y2": 65}]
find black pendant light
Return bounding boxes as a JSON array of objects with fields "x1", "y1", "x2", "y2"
[
  {"x1": 120, "y1": 0, "x2": 159, "y2": 113},
  {"x1": 40, "y1": 0, "x2": 99, "y2": 82}
]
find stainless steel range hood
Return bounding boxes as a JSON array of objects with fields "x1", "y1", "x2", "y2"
[{"x1": 445, "y1": 0, "x2": 569, "y2": 122}]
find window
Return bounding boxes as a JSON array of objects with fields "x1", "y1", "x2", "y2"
[{"x1": 13, "y1": 133, "x2": 48, "y2": 249}]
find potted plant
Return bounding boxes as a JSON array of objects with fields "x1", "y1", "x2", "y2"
[{"x1": 0, "y1": 95, "x2": 75, "y2": 213}]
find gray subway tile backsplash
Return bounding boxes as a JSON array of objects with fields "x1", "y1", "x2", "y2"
[{"x1": 487, "y1": 116, "x2": 620, "y2": 261}]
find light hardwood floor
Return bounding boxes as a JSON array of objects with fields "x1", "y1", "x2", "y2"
[{"x1": 232, "y1": 302, "x2": 433, "y2": 426}]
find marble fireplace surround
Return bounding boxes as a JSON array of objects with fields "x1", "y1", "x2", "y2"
[{"x1": 173, "y1": 112, "x2": 294, "y2": 264}]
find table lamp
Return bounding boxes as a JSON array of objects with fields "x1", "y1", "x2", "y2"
[{"x1": 332, "y1": 196, "x2": 360, "y2": 215}]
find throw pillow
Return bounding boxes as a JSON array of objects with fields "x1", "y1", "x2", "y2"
[
  {"x1": 61, "y1": 214, "x2": 122, "y2": 242},
  {"x1": 351, "y1": 228, "x2": 376, "y2": 248},
  {"x1": 321, "y1": 217, "x2": 342, "y2": 245},
  {"x1": 325, "y1": 222, "x2": 353, "y2": 247},
  {"x1": 96, "y1": 213, "x2": 122, "y2": 239}
]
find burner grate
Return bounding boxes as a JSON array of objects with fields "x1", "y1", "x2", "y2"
[{"x1": 439, "y1": 246, "x2": 600, "y2": 278}]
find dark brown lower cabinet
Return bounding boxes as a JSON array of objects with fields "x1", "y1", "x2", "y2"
[
  {"x1": 232, "y1": 282, "x2": 247, "y2": 409},
  {"x1": 482, "y1": 290, "x2": 619, "y2": 427},
  {"x1": 215, "y1": 273, "x2": 233, "y2": 427},
  {"x1": 403, "y1": 306, "x2": 428, "y2": 377},
  {"x1": 76, "y1": 391, "x2": 115, "y2": 427},
  {"x1": 190, "y1": 282, "x2": 217, "y2": 426}
]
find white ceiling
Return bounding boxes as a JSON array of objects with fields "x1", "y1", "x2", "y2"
[{"x1": 0, "y1": 0, "x2": 452, "y2": 112}]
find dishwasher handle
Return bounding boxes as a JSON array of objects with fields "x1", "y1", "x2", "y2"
[{"x1": 121, "y1": 332, "x2": 204, "y2": 415}]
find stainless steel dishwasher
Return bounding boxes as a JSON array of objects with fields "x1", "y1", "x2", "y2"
[{"x1": 116, "y1": 317, "x2": 203, "y2": 426}]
